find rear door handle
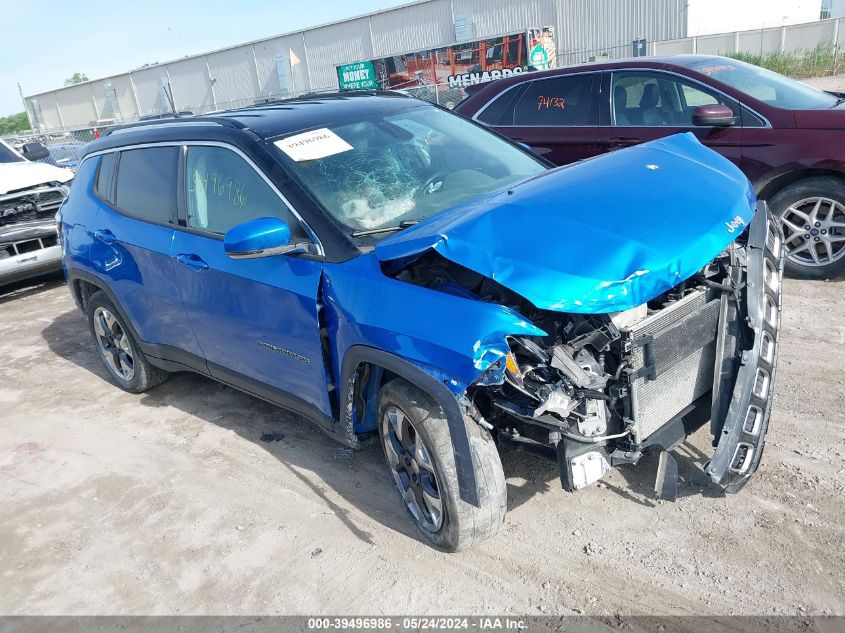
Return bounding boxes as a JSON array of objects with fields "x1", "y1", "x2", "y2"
[
  {"x1": 93, "y1": 229, "x2": 117, "y2": 245},
  {"x1": 608, "y1": 136, "x2": 640, "y2": 144},
  {"x1": 175, "y1": 253, "x2": 209, "y2": 271}
]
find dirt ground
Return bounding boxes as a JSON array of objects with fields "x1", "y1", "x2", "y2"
[
  {"x1": 801, "y1": 74, "x2": 845, "y2": 92},
  {"x1": 0, "y1": 272, "x2": 843, "y2": 617}
]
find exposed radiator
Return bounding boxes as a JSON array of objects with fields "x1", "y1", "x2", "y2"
[{"x1": 623, "y1": 289, "x2": 720, "y2": 441}]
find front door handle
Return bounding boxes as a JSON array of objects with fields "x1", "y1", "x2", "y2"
[
  {"x1": 175, "y1": 253, "x2": 209, "y2": 271},
  {"x1": 94, "y1": 229, "x2": 117, "y2": 245}
]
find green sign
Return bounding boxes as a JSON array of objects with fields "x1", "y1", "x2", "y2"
[
  {"x1": 529, "y1": 44, "x2": 550, "y2": 71},
  {"x1": 337, "y1": 61, "x2": 378, "y2": 90}
]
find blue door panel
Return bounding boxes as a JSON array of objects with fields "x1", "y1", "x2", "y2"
[
  {"x1": 170, "y1": 231, "x2": 332, "y2": 418},
  {"x1": 88, "y1": 206, "x2": 202, "y2": 356}
]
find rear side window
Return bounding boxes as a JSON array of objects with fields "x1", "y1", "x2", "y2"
[
  {"x1": 95, "y1": 152, "x2": 117, "y2": 202},
  {"x1": 509, "y1": 75, "x2": 595, "y2": 126},
  {"x1": 114, "y1": 147, "x2": 178, "y2": 223},
  {"x1": 476, "y1": 86, "x2": 522, "y2": 126}
]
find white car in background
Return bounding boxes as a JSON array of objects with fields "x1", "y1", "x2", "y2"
[{"x1": 0, "y1": 139, "x2": 73, "y2": 287}]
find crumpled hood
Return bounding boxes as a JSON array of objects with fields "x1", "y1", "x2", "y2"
[
  {"x1": 376, "y1": 133, "x2": 756, "y2": 314},
  {"x1": 0, "y1": 161, "x2": 73, "y2": 195}
]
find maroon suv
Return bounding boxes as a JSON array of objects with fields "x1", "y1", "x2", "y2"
[{"x1": 456, "y1": 55, "x2": 845, "y2": 279}]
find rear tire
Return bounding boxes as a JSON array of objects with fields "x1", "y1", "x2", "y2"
[
  {"x1": 377, "y1": 378, "x2": 506, "y2": 551},
  {"x1": 768, "y1": 177, "x2": 845, "y2": 279},
  {"x1": 85, "y1": 291, "x2": 169, "y2": 393}
]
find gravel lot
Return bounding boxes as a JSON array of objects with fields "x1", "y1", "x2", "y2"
[
  {"x1": 801, "y1": 74, "x2": 845, "y2": 92},
  {"x1": 1, "y1": 273, "x2": 843, "y2": 616}
]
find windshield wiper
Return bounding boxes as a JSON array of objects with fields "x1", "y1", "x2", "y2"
[
  {"x1": 351, "y1": 220, "x2": 420, "y2": 237},
  {"x1": 833, "y1": 96, "x2": 845, "y2": 107}
]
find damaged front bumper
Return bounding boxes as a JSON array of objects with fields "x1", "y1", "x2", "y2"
[
  {"x1": 705, "y1": 202, "x2": 784, "y2": 492},
  {"x1": 487, "y1": 203, "x2": 783, "y2": 496}
]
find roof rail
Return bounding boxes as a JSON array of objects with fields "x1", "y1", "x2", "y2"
[
  {"x1": 103, "y1": 115, "x2": 248, "y2": 136},
  {"x1": 235, "y1": 89, "x2": 412, "y2": 111}
]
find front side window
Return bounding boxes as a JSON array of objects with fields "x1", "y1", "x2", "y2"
[
  {"x1": 272, "y1": 105, "x2": 546, "y2": 241},
  {"x1": 185, "y1": 145, "x2": 302, "y2": 237},
  {"x1": 610, "y1": 71, "x2": 739, "y2": 127},
  {"x1": 114, "y1": 147, "x2": 178, "y2": 223},
  {"x1": 509, "y1": 75, "x2": 595, "y2": 126}
]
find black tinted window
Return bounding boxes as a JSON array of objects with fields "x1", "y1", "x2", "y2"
[
  {"x1": 476, "y1": 87, "x2": 521, "y2": 125},
  {"x1": 510, "y1": 75, "x2": 594, "y2": 126},
  {"x1": 114, "y1": 147, "x2": 178, "y2": 223},
  {"x1": 96, "y1": 152, "x2": 117, "y2": 202}
]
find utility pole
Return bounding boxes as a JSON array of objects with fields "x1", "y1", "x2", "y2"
[{"x1": 18, "y1": 82, "x2": 36, "y2": 132}]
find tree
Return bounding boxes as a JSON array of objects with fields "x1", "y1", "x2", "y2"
[
  {"x1": 0, "y1": 112, "x2": 30, "y2": 135},
  {"x1": 64, "y1": 72, "x2": 89, "y2": 86}
]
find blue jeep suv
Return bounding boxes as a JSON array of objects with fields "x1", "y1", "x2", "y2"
[{"x1": 60, "y1": 92, "x2": 783, "y2": 550}]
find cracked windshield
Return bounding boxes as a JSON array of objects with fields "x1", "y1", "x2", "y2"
[{"x1": 273, "y1": 105, "x2": 545, "y2": 239}]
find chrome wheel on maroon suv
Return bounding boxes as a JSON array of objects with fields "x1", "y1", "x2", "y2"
[
  {"x1": 769, "y1": 177, "x2": 845, "y2": 279},
  {"x1": 779, "y1": 197, "x2": 845, "y2": 270}
]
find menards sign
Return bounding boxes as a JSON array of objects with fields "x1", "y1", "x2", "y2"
[{"x1": 336, "y1": 27, "x2": 556, "y2": 92}]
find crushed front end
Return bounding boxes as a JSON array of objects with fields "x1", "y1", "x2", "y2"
[{"x1": 460, "y1": 204, "x2": 783, "y2": 495}]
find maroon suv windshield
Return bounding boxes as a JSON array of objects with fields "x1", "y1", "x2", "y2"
[{"x1": 688, "y1": 58, "x2": 840, "y2": 110}]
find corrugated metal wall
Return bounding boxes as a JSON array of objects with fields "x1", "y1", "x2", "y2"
[
  {"x1": 25, "y1": 0, "x2": 692, "y2": 130},
  {"x1": 252, "y1": 33, "x2": 310, "y2": 99},
  {"x1": 167, "y1": 56, "x2": 215, "y2": 113},
  {"x1": 555, "y1": 0, "x2": 687, "y2": 62},
  {"x1": 304, "y1": 17, "x2": 375, "y2": 90},
  {"x1": 453, "y1": 0, "x2": 557, "y2": 36},
  {"x1": 370, "y1": 0, "x2": 453, "y2": 56},
  {"x1": 207, "y1": 47, "x2": 261, "y2": 110},
  {"x1": 131, "y1": 65, "x2": 171, "y2": 115}
]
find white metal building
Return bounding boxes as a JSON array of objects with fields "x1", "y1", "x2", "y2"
[
  {"x1": 24, "y1": 0, "x2": 688, "y2": 132},
  {"x1": 22, "y1": 0, "x2": 835, "y2": 132}
]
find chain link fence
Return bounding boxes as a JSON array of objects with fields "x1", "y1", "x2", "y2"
[{"x1": 3, "y1": 81, "x2": 472, "y2": 172}]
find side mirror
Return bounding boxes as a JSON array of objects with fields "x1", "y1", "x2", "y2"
[
  {"x1": 21, "y1": 141, "x2": 50, "y2": 161},
  {"x1": 224, "y1": 217, "x2": 308, "y2": 259},
  {"x1": 692, "y1": 104, "x2": 736, "y2": 127}
]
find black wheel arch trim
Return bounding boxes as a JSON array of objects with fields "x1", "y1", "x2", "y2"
[
  {"x1": 340, "y1": 345, "x2": 481, "y2": 508},
  {"x1": 68, "y1": 268, "x2": 145, "y2": 341}
]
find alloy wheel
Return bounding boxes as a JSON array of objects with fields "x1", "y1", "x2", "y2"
[
  {"x1": 381, "y1": 405, "x2": 444, "y2": 532},
  {"x1": 92, "y1": 307, "x2": 135, "y2": 381},
  {"x1": 779, "y1": 197, "x2": 845, "y2": 268}
]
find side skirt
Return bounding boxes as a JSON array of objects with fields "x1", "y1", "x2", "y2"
[{"x1": 139, "y1": 342, "x2": 353, "y2": 447}]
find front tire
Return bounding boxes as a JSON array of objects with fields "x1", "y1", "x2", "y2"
[
  {"x1": 377, "y1": 379, "x2": 506, "y2": 551},
  {"x1": 768, "y1": 177, "x2": 845, "y2": 279},
  {"x1": 85, "y1": 291, "x2": 169, "y2": 393}
]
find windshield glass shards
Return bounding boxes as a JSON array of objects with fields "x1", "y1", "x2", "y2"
[{"x1": 271, "y1": 106, "x2": 546, "y2": 242}]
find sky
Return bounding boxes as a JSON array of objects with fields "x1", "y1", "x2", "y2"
[{"x1": 0, "y1": 0, "x2": 410, "y2": 117}]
